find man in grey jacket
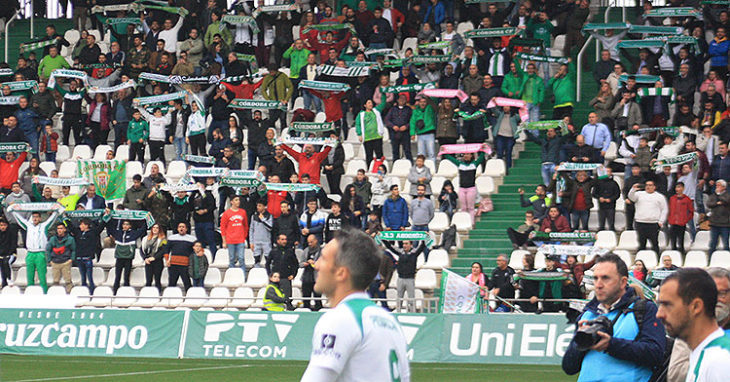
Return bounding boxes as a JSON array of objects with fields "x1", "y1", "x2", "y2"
[
  {"x1": 410, "y1": 184, "x2": 434, "y2": 260},
  {"x1": 249, "y1": 201, "x2": 273, "y2": 267},
  {"x1": 179, "y1": 28, "x2": 205, "y2": 75}
]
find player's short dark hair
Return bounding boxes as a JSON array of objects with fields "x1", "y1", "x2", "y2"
[
  {"x1": 333, "y1": 228, "x2": 382, "y2": 290},
  {"x1": 663, "y1": 268, "x2": 718, "y2": 318}
]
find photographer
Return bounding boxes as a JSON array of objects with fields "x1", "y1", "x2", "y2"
[{"x1": 562, "y1": 254, "x2": 666, "y2": 381}]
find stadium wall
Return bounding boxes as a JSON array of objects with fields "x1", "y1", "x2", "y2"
[{"x1": 0, "y1": 309, "x2": 574, "y2": 364}]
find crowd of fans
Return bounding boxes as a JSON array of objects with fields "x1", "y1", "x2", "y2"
[{"x1": 1, "y1": 0, "x2": 730, "y2": 314}]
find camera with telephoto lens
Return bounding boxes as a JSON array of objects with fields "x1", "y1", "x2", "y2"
[{"x1": 574, "y1": 315, "x2": 613, "y2": 351}]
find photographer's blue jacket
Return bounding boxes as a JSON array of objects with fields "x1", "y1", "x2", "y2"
[{"x1": 562, "y1": 287, "x2": 666, "y2": 382}]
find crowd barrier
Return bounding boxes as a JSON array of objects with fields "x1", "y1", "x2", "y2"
[{"x1": 0, "y1": 308, "x2": 575, "y2": 364}]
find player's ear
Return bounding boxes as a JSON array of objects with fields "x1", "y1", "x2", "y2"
[{"x1": 335, "y1": 265, "x2": 349, "y2": 284}]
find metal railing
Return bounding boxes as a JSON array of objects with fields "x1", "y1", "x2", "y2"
[{"x1": 4, "y1": 9, "x2": 22, "y2": 63}]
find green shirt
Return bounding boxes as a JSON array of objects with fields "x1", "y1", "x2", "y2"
[
  {"x1": 526, "y1": 19, "x2": 554, "y2": 47},
  {"x1": 410, "y1": 105, "x2": 437, "y2": 136},
  {"x1": 38, "y1": 55, "x2": 70, "y2": 79},
  {"x1": 283, "y1": 47, "x2": 312, "y2": 79}
]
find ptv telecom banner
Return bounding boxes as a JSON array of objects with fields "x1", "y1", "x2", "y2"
[
  {"x1": 181, "y1": 311, "x2": 574, "y2": 364},
  {"x1": 0, "y1": 309, "x2": 574, "y2": 364},
  {"x1": 0, "y1": 309, "x2": 183, "y2": 357}
]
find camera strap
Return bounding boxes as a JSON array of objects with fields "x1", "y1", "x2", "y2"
[{"x1": 609, "y1": 296, "x2": 647, "y2": 330}]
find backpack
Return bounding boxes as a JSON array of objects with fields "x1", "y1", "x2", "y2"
[{"x1": 434, "y1": 225, "x2": 456, "y2": 250}]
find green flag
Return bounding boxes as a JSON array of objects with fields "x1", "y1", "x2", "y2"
[{"x1": 77, "y1": 160, "x2": 127, "y2": 201}]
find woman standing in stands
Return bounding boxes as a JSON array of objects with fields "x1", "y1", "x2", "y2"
[
  {"x1": 86, "y1": 93, "x2": 112, "y2": 149},
  {"x1": 20, "y1": 157, "x2": 46, "y2": 200},
  {"x1": 137, "y1": 105, "x2": 172, "y2": 162},
  {"x1": 441, "y1": 149, "x2": 487, "y2": 222},
  {"x1": 141, "y1": 224, "x2": 167, "y2": 292},
  {"x1": 341, "y1": 184, "x2": 366, "y2": 228},
  {"x1": 355, "y1": 99, "x2": 386, "y2": 168},
  {"x1": 186, "y1": 100, "x2": 207, "y2": 156},
  {"x1": 517, "y1": 254, "x2": 539, "y2": 312},
  {"x1": 466, "y1": 262, "x2": 488, "y2": 301}
]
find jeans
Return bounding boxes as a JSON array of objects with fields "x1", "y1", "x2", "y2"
[
  {"x1": 440, "y1": 201, "x2": 454, "y2": 218},
  {"x1": 24, "y1": 130, "x2": 40, "y2": 160},
  {"x1": 598, "y1": 208, "x2": 616, "y2": 231},
  {"x1": 77, "y1": 257, "x2": 95, "y2": 293},
  {"x1": 173, "y1": 137, "x2": 187, "y2": 160},
  {"x1": 369, "y1": 42, "x2": 387, "y2": 49},
  {"x1": 195, "y1": 221, "x2": 217, "y2": 260},
  {"x1": 113, "y1": 258, "x2": 132, "y2": 294},
  {"x1": 368, "y1": 279, "x2": 387, "y2": 308},
  {"x1": 228, "y1": 243, "x2": 247, "y2": 274},
  {"x1": 494, "y1": 135, "x2": 515, "y2": 168},
  {"x1": 193, "y1": 278, "x2": 204, "y2": 287},
  {"x1": 247, "y1": 147, "x2": 259, "y2": 170},
  {"x1": 168, "y1": 264, "x2": 191, "y2": 291},
  {"x1": 695, "y1": 187, "x2": 706, "y2": 214},
  {"x1": 391, "y1": 133, "x2": 412, "y2": 161},
  {"x1": 528, "y1": 103, "x2": 540, "y2": 122},
  {"x1": 670, "y1": 224, "x2": 687, "y2": 254},
  {"x1": 114, "y1": 122, "x2": 127, "y2": 149},
  {"x1": 417, "y1": 133, "x2": 436, "y2": 162},
  {"x1": 570, "y1": 210, "x2": 590, "y2": 230},
  {"x1": 45, "y1": 152, "x2": 56, "y2": 163},
  {"x1": 364, "y1": 138, "x2": 384, "y2": 168},
  {"x1": 145, "y1": 259, "x2": 163, "y2": 292},
  {"x1": 412, "y1": 224, "x2": 430, "y2": 261},
  {"x1": 302, "y1": 89, "x2": 323, "y2": 113},
  {"x1": 541, "y1": 163, "x2": 556, "y2": 187},
  {"x1": 710, "y1": 226, "x2": 730, "y2": 253},
  {"x1": 636, "y1": 222, "x2": 660, "y2": 252}
]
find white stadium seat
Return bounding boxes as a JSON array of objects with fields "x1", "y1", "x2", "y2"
[
  {"x1": 181, "y1": 287, "x2": 208, "y2": 308},
  {"x1": 691, "y1": 231, "x2": 711, "y2": 251},
  {"x1": 93, "y1": 145, "x2": 113, "y2": 160},
  {"x1": 245, "y1": 268, "x2": 269, "y2": 289},
  {"x1": 205, "y1": 287, "x2": 231, "y2": 308},
  {"x1": 635, "y1": 250, "x2": 658, "y2": 269},
  {"x1": 72, "y1": 145, "x2": 92, "y2": 160},
  {"x1": 595, "y1": 231, "x2": 617, "y2": 249},
  {"x1": 451, "y1": 212, "x2": 473, "y2": 231},
  {"x1": 112, "y1": 286, "x2": 137, "y2": 308},
  {"x1": 710, "y1": 251, "x2": 730, "y2": 268},
  {"x1": 229, "y1": 287, "x2": 255, "y2": 309},
  {"x1": 156, "y1": 287, "x2": 184, "y2": 308},
  {"x1": 428, "y1": 212, "x2": 450, "y2": 233},
  {"x1": 616, "y1": 231, "x2": 639, "y2": 251},
  {"x1": 414, "y1": 269, "x2": 437, "y2": 290},
  {"x1": 683, "y1": 251, "x2": 708, "y2": 268},
  {"x1": 132, "y1": 286, "x2": 161, "y2": 308},
  {"x1": 222, "y1": 268, "x2": 246, "y2": 288}
]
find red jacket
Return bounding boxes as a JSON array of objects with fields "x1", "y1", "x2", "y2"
[
  {"x1": 668, "y1": 194, "x2": 695, "y2": 226},
  {"x1": 539, "y1": 215, "x2": 571, "y2": 232},
  {"x1": 308, "y1": 32, "x2": 351, "y2": 58},
  {"x1": 309, "y1": 90, "x2": 345, "y2": 122},
  {"x1": 267, "y1": 190, "x2": 289, "y2": 218},
  {"x1": 281, "y1": 144, "x2": 332, "y2": 185},
  {"x1": 86, "y1": 101, "x2": 111, "y2": 131},
  {"x1": 0, "y1": 151, "x2": 27, "y2": 189},
  {"x1": 40, "y1": 132, "x2": 59, "y2": 153},
  {"x1": 221, "y1": 80, "x2": 262, "y2": 99},
  {"x1": 220, "y1": 208, "x2": 249, "y2": 245}
]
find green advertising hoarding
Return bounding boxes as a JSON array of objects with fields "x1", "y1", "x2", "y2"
[
  {"x1": 0, "y1": 309, "x2": 184, "y2": 357},
  {"x1": 0, "y1": 309, "x2": 575, "y2": 364}
]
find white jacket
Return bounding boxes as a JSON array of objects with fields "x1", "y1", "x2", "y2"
[{"x1": 628, "y1": 188, "x2": 668, "y2": 224}]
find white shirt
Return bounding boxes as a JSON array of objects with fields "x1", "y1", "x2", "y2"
[
  {"x1": 382, "y1": 8, "x2": 393, "y2": 25},
  {"x1": 158, "y1": 17, "x2": 184, "y2": 53},
  {"x1": 686, "y1": 328, "x2": 730, "y2": 382},
  {"x1": 628, "y1": 188, "x2": 669, "y2": 224},
  {"x1": 302, "y1": 292, "x2": 410, "y2": 382},
  {"x1": 140, "y1": 108, "x2": 173, "y2": 141}
]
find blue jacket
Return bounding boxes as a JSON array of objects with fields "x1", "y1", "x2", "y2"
[
  {"x1": 424, "y1": 2, "x2": 445, "y2": 26},
  {"x1": 712, "y1": 155, "x2": 730, "y2": 182},
  {"x1": 562, "y1": 287, "x2": 666, "y2": 382},
  {"x1": 14, "y1": 107, "x2": 40, "y2": 134},
  {"x1": 76, "y1": 194, "x2": 107, "y2": 210},
  {"x1": 709, "y1": 37, "x2": 730, "y2": 67},
  {"x1": 382, "y1": 196, "x2": 409, "y2": 230}
]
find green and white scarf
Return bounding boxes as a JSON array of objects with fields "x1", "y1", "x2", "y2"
[
  {"x1": 265, "y1": 183, "x2": 321, "y2": 192},
  {"x1": 364, "y1": 48, "x2": 396, "y2": 56},
  {"x1": 616, "y1": 40, "x2": 666, "y2": 49},
  {"x1": 375, "y1": 230, "x2": 434, "y2": 247},
  {"x1": 228, "y1": 99, "x2": 285, "y2": 110},
  {"x1": 235, "y1": 53, "x2": 258, "y2": 64},
  {"x1": 183, "y1": 154, "x2": 215, "y2": 164},
  {"x1": 383, "y1": 82, "x2": 436, "y2": 93},
  {"x1": 0, "y1": 69, "x2": 13, "y2": 77},
  {"x1": 220, "y1": 177, "x2": 262, "y2": 187},
  {"x1": 298, "y1": 80, "x2": 350, "y2": 92},
  {"x1": 556, "y1": 163, "x2": 604, "y2": 172},
  {"x1": 88, "y1": 80, "x2": 137, "y2": 94},
  {"x1": 133, "y1": 91, "x2": 187, "y2": 106},
  {"x1": 3, "y1": 80, "x2": 39, "y2": 93},
  {"x1": 105, "y1": 18, "x2": 142, "y2": 26},
  {"x1": 253, "y1": 4, "x2": 299, "y2": 15},
  {"x1": 456, "y1": 110, "x2": 486, "y2": 121},
  {"x1": 47, "y1": 69, "x2": 89, "y2": 88},
  {"x1": 619, "y1": 74, "x2": 661, "y2": 83},
  {"x1": 0, "y1": 142, "x2": 31, "y2": 153},
  {"x1": 629, "y1": 25, "x2": 684, "y2": 34},
  {"x1": 644, "y1": 7, "x2": 700, "y2": 18},
  {"x1": 345, "y1": 60, "x2": 376, "y2": 67},
  {"x1": 280, "y1": 137, "x2": 337, "y2": 147},
  {"x1": 650, "y1": 269, "x2": 677, "y2": 281},
  {"x1": 637, "y1": 87, "x2": 675, "y2": 102},
  {"x1": 319, "y1": 64, "x2": 369, "y2": 77},
  {"x1": 418, "y1": 41, "x2": 452, "y2": 50},
  {"x1": 92, "y1": 3, "x2": 143, "y2": 13},
  {"x1": 515, "y1": 52, "x2": 569, "y2": 64},
  {"x1": 8, "y1": 202, "x2": 64, "y2": 213},
  {"x1": 65, "y1": 209, "x2": 106, "y2": 220},
  {"x1": 383, "y1": 59, "x2": 405, "y2": 68},
  {"x1": 407, "y1": 55, "x2": 451, "y2": 64},
  {"x1": 629, "y1": 275, "x2": 656, "y2": 300},
  {"x1": 519, "y1": 120, "x2": 566, "y2": 130},
  {"x1": 187, "y1": 167, "x2": 228, "y2": 177},
  {"x1": 582, "y1": 23, "x2": 630, "y2": 32},
  {"x1": 464, "y1": 27, "x2": 519, "y2": 39},
  {"x1": 302, "y1": 23, "x2": 357, "y2": 36},
  {"x1": 102, "y1": 209, "x2": 155, "y2": 228},
  {"x1": 514, "y1": 271, "x2": 568, "y2": 281},
  {"x1": 532, "y1": 231, "x2": 596, "y2": 242},
  {"x1": 228, "y1": 170, "x2": 266, "y2": 182},
  {"x1": 140, "y1": 3, "x2": 189, "y2": 16},
  {"x1": 222, "y1": 15, "x2": 260, "y2": 34},
  {"x1": 161, "y1": 182, "x2": 199, "y2": 193},
  {"x1": 290, "y1": 122, "x2": 335, "y2": 132},
  {"x1": 139, "y1": 72, "x2": 221, "y2": 85},
  {"x1": 652, "y1": 152, "x2": 698, "y2": 169},
  {"x1": 19, "y1": 39, "x2": 57, "y2": 53},
  {"x1": 33, "y1": 176, "x2": 88, "y2": 186},
  {"x1": 538, "y1": 245, "x2": 609, "y2": 257},
  {"x1": 0, "y1": 96, "x2": 21, "y2": 105},
  {"x1": 631, "y1": 126, "x2": 679, "y2": 136}
]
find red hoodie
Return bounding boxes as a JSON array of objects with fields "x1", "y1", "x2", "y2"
[
  {"x1": 0, "y1": 151, "x2": 27, "y2": 189},
  {"x1": 220, "y1": 208, "x2": 249, "y2": 245},
  {"x1": 309, "y1": 90, "x2": 345, "y2": 122},
  {"x1": 281, "y1": 144, "x2": 332, "y2": 185},
  {"x1": 668, "y1": 194, "x2": 694, "y2": 226},
  {"x1": 221, "y1": 80, "x2": 263, "y2": 99},
  {"x1": 267, "y1": 190, "x2": 289, "y2": 218}
]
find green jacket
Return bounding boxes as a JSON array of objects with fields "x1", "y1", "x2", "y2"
[
  {"x1": 261, "y1": 71, "x2": 294, "y2": 102},
  {"x1": 526, "y1": 19, "x2": 554, "y2": 47},
  {"x1": 283, "y1": 47, "x2": 312, "y2": 79},
  {"x1": 127, "y1": 119, "x2": 149, "y2": 143},
  {"x1": 38, "y1": 54, "x2": 70, "y2": 79},
  {"x1": 204, "y1": 21, "x2": 233, "y2": 48},
  {"x1": 410, "y1": 105, "x2": 436, "y2": 136},
  {"x1": 46, "y1": 234, "x2": 76, "y2": 263},
  {"x1": 521, "y1": 73, "x2": 545, "y2": 104},
  {"x1": 501, "y1": 71, "x2": 524, "y2": 98},
  {"x1": 548, "y1": 61, "x2": 576, "y2": 108}
]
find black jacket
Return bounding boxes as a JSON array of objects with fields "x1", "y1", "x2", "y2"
[
  {"x1": 592, "y1": 177, "x2": 621, "y2": 209},
  {"x1": 273, "y1": 211, "x2": 299, "y2": 246},
  {"x1": 191, "y1": 189, "x2": 215, "y2": 223},
  {"x1": 0, "y1": 225, "x2": 18, "y2": 258},
  {"x1": 66, "y1": 220, "x2": 103, "y2": 260},
  {"x1": 246, "y1": 117, "x2": 271, "y2": 150},
  {"x1": 167, "y1": 107, "x2": 190, "y2": 141},
  {"x1": 489, "y1": 266, "x2": 515, "y2": 299},
  {"x1": 384, "y1": 241, "x2": 425, "y2": 279},
  {"x1": 266, "y1": 245, "x2": 298, "y2": 278}
]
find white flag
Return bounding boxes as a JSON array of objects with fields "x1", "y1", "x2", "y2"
[{"x1": 439, "y1": 269, "x2": 481, "y2": 314}]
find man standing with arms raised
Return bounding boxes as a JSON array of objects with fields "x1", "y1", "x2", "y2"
[{"x1": 301, "y1": 228, "x2": 410, "y2": 382}]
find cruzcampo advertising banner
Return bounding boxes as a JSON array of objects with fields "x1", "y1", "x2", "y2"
[
  {"x1": 181, "y1": 311, "x2": 574, "y2": 364},
  {"x1": 0, "y1": 308, "x2": 184, "y2": 357}
]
